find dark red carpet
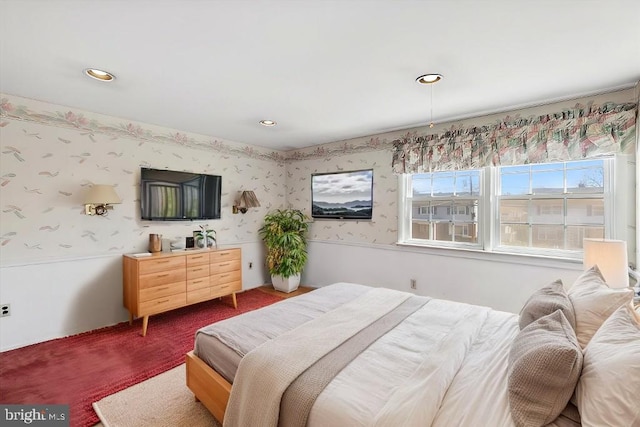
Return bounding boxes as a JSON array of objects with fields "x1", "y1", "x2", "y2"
[{"x1": 0, "y1": 289, "x2": 282, "y2": 427}]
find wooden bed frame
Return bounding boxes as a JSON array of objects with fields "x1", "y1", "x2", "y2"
[
  {"x1": 185, "y1": 350, "x2": 231, "y2": 423},
  {"x1": 185, "y1": 287, "x2": 315, "y2": 422}
]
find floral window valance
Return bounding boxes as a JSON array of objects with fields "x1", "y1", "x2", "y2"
[{"x1": 391, "y1": 102, "x2": 637, "y2": 174}]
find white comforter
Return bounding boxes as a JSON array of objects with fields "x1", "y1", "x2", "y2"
[
  {"x1": 308, "y1": 297, "x2": 519, "y2": 427},
  {"x1": 223, "y1": 283, "x2": 520, "y2": 427}
]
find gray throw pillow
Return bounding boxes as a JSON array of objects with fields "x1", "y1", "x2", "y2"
[
  {"x1": 508, "y1": 310, "x2": 583, "y2": 427},
  {"x1": 519, "y1": 280, "x2": 576, "y2": 331}
]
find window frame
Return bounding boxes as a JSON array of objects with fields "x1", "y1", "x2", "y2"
[
  {"x1": 398, "y1": 157, "x2": 617, "y2": 260},
  {"x1": 399, "y1": 169, "x2": 484, "y2": 251}
]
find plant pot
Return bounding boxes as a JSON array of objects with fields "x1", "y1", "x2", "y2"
[
  {"x1": 271, "y1": 274, "x2": 301, "y2": 293},
  {"x1": 196, "y1": 237, "x2": 216, "y2": 248}
]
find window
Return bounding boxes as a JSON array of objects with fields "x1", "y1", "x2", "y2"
[
  {"x1": 406, "y1": 170, "x2": 481, "y2": 246},
  {"x1": 418, "y1": 206, "x2": 432, "y2": 215},
  {"x1": 399, "y1": 158, "x2": 615, "y2": 258}
]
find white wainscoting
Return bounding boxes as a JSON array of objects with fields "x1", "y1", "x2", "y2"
[
  {"x1": 0, "y1": 242, "x2": 268, "y2": 351},
  {"x1": 0, "y1": 239, "x2": 586, "y2": 351},
  {"x1": 302, "y1": 240, "x2": 584, "y2": 314}
]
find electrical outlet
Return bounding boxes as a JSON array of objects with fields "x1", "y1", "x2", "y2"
[
  {"x1": 1, "y1": 304, "x2": 10, "y2": 317},
  {"x1": 410, "y1": 279, "x2": 417, "y2": 290}
]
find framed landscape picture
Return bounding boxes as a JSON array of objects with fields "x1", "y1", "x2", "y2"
[{"x1": 311, "y1": 169, "x2": 373, "y2": 220}]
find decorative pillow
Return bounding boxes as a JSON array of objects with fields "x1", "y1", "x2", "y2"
[
  {"x1": 574, "y1": 304, "x2": 640, "y2": 426},
  {"x1": 567, "y1": 265, "x2": 633, "y2": 348},
  {"x1": 546, "y1": 402, "x2": 581, "y2": 427},
  {"x1": 508, "y1": 310, "x2": 583, "y2": 427},
  {"x1": 519, "y1": 279, "x2": 575, "y2": 331}
]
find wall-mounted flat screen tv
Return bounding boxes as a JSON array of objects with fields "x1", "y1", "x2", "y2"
[
  {"x1": 140, "y1": 168, "x2": 222, "y2": 220},
  {"x1": 311, "y1": 169, "x2": 373, "y2": 220}
]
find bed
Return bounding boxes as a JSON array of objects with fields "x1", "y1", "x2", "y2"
[{"x1": 185, "y1": 267, "x2": 639, "y2": 427}]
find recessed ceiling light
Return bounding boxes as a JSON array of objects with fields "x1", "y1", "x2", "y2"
[
  {"x1": 259, "y1": 120, "x2": 277, "y2": 127},
  {"x1": 415, "y1": 73, "x2": 443, "y2": 84},
  {"x1": 84, "y1": 68, "x2": 116, "y2": 82}
]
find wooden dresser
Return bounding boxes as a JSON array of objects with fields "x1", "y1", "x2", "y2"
[{"x1": 123, "y1": 248, "x2": 242, "y2": 336}]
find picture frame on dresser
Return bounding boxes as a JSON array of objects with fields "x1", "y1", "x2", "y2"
[{"x1": 122, "y1": 248, "x2": 242, "y2": 336}]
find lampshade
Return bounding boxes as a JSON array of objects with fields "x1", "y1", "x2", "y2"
[
  {"x1": 240, "y1": 191, "x2": 260, "y2": 208},
  {"x1": 84, "y1": 185, "x2": 121, "y2": 204},
  {"x1": 583, "y1": 238, "x2": 629, "y2": 288}
]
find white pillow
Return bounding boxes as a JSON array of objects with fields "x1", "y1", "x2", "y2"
[
  {"x1": 574, "y1": 304, "x2": 640, "y2": 426},
  {"x1": 567, "y1": 266, "x2": 633, "y2": 348}
]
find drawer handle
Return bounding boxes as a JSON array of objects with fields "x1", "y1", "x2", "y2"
[
  {"x1": 156, "y1": 274, "x2": 169, "y2": 278},
  {"x1": 220, "y1": 252, "x2": 230, "y2": 256},
  {"x1": 157, "y1": 299, "x2": 169, "y2": 304},
  {"x1": 192, "y1": 268, "x2": 203, "y2": 272},
  {"x1": 193, "y1": 280, "x2": 204, "y2": 284},
  {"x1": 219, "y1": 262, "x2": 230, "y2": 267},
  {"x1": 156, "y1": 286, "x2": 168, "y2": 291},
  {"x1": 221, "y1": 285, "x2": 229, "y2": 289},
  {"x1": 220, "y1": 274, "x2": 229, "y2": 278},
  {"x1": 156, "y1": 260, "x2": 170, "y2": 264},
  {"x1": 193, "y1": 255, "x2": 204, "y2": 259}
]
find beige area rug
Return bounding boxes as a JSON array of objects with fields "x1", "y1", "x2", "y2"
[{"x1": 93, "y1": 364, "x2": 220, "y2": 427}]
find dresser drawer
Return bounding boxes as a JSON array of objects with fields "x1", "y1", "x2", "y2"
[
  {"x1": 210, "y1": 249, "x2": 240, "y2": 263},
  {"x1": 187, "y1": 287, "x2": 211, "y2": 304},
  {"x1": 139, "y1": 256, "x2": 185, "y2": 275},
  {"x1": 211, "y1": 281, "x2": 241, "y2": 297},
  {"x1": 213, "y1": 270, "x2": 241, "y2": 285},
  {"x1": 140, "y1": 281, "x2": 185, "y2": 302},
  {"x1": 187, "y1": 264, "x2": 210, "y2": 279},
  {"x1": 210, "y1": 259, "x2": 241, "y2": 274},
  {"x1": 187, "y1": 277, "x2": 210, "y2": 292},
  {"x1": 139, "y1": 292, "x2": 185, "y2": 316},
  {"x1": 140, "y1": 269, "x2": 186, "y2": 289},
  {"x1": 187, "y1": 252, "x2": 209, "y2": 266}
]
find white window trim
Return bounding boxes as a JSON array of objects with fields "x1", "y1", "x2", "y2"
[
  {"x1": 398, "y1": 172, "x2": 484, "y2": 251},
  {"x1": 398, "y1": 156, "x2": 621, "y2": 260}
]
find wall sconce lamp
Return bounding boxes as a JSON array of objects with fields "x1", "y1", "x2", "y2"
[
  {"x1": 583, "y1": 238, "x2": 629, "y2": 288},
  {"x1": 84, "y1": 184, "x2": 121, "y2": 216},
  {"x1": 233, "y1": 190, "x2": 260, "y2": 214}
]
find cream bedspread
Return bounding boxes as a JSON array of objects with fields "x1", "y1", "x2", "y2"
[
  {"x1": 222, "y1": 284, "x2": 524, "y2": 427},
  {"x1": 223, "y1": 287, "x2": 413, "y2": 427}
]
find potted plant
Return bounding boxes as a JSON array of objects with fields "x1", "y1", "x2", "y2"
[
  {"x1": 195, "y1": 225, "x2": 216, "y2": 249},
  {"x1": 258, "y1": 209, "x2": 309, "y2": 293}
]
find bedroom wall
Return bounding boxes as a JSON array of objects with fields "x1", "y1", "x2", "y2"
[
  {"x1": 1, "y1": 87, "x2": 636, "y2": 351},
  {"x1": 0, "y1": 94, "x2": 286, "y2": 351},
  {"x1": 287, "y1": 87, "x2": 638, "y2": 313}
]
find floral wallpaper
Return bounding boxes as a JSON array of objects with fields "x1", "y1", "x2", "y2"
[
  {"x1": 0, "y1": 94, "x2": 286, "y2": 265},
  {"x1": 286, "y1": 149, "x2": 398, "y2": 246},
  {"x1": 285, "y1": 136, "x2": 393, "y2": 162},
  {"x1": 1, "y1": 98, "x2": 286, "y2": 163},
  {"x1": 1, "y1": 88, "x2": 636, "y2": 264}
]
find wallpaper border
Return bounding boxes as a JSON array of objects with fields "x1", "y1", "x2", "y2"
[{"x1": 0, "y1": 96, "x2": 287, "y2": 163}]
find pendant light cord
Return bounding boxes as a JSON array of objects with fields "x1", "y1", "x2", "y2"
[{"x1": 429, "y1": 84, "x2": 434, "y2": 128}]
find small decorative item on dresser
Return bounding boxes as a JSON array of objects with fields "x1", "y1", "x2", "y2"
[
  {"x1": 194, "y1": 225, "x2": 216, "y2": 249},
  {"x1": 148, "y1": 233, "x2": 162, "y2": 253},
  {"x1": 170, "y1": 237, "x2": 185, "y2": 251}
]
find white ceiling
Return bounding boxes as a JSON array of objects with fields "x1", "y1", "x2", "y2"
[{"x1": 1, "y1": 1, "x2": 639, "y2": 152}]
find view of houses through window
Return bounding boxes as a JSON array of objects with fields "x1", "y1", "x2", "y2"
[
  {"x1": 497, "y1": 159, "x2": 605, "y2": 251},
  {"x1": 404, "y1": 158, "x2": 609, "y2": 255},
  {"x1": 411, "y1": 170, "x2": 480, "y2": 244}
]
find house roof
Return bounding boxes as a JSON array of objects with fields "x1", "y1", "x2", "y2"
[{"x1": 1, "y1": 0, "x2": 638, "y2": 151}]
